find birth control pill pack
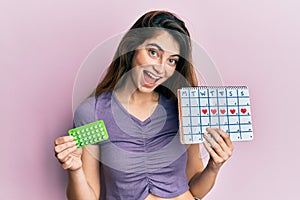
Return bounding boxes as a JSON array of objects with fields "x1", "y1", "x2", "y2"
[{"x1": 68, "y1": 120, "x2": 109, "y2": 148}]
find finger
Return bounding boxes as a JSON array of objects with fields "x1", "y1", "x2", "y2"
[
  {"x1": 203, "y1": 140, "x2": 223, "y2": 164},
  {"x1": 206, "y1": 128, "x2": 234, "y2": 159},
  {"x1": 54, "y1": 136, "x2": 74, "y2": 145},
  {"x1": 62, "y1": 156, "x2": 73, "y2": 170},
  {"x1": 56, "y1": 145, "x2": 78, "y2": 162},
  {"x1": 206, "y1": 128, "x2": 225, "y2": 147},
  {"x1": 54, "y1": 141, "x2": 77, "y2": 154},
  {"x1": 203, "y1": 131, "x2": 228, "y2": 159},
  {"x1": 216, "y1": 128, "x2": 234, "y2": 152},
  {"x1": 203, "y1": 132, "x2": 217, "y2": 147},
  {"x1": 206, "y1": 128, "x2": 231, "y2": 153}
]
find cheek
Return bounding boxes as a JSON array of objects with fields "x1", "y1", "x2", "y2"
[
  {"x1": 133, "y1": 51, "x2": 151, "y2": 66},
  {"x1": 165, "y1": 67, "x2": 176, "y2": 77}
]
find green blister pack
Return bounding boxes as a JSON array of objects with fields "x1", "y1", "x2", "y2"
[{"x1": 68, "y1": 120, "x2": 109, "y2": 148}]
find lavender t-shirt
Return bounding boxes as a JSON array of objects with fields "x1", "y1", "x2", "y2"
[{"x1": 74, "y1": 92, "x2": 189, "y2": 200}]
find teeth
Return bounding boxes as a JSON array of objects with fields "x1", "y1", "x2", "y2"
[{"x1": 145, "y1": 71, "x2": 160, "y2": 80}]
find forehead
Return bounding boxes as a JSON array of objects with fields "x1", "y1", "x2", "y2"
[{"x1": 140, "y1": 31, "x2": 180, "y2": 55}]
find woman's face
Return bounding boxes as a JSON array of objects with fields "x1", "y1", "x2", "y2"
[{"x1": 131, "y1": 31, "x2": 180, "y2": 93}]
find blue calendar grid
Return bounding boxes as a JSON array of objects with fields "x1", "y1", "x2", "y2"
[{"x1": 178, "y1": 86, "x2": 253, "y2": 144}]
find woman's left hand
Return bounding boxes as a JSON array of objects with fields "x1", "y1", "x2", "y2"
[{"x1": 203, "y1": 128, "x2": 234, "y2": 171}]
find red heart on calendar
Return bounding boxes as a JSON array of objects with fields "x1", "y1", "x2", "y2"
[
  {"x1": 211, "y1": 109, "x2": 217, "y2": 115},
  {"x1": 202, "y1": 109, "x2": 208, "y2": 114},
  {"x1": 241, "y1": 108, "x2": 247, "y2": 114},
  {"x1": 230, "y1": 109, "x2": 236, "y2": 114},
  {"x1": 220, "y1": 109, "x2": 226, "y2": 114}
]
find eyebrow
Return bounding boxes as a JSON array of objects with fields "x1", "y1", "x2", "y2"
[{"x1": 146, "y1": 43, "x2": 180, "y2": 57}]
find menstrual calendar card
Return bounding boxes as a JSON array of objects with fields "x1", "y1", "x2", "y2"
[{"x1": 178, "y1": 86, "x2": 253, "y2": 144}]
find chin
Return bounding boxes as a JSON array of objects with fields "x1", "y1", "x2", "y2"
[{"x1": 137, "y1": 85, "x2": 157, "y2": 93}]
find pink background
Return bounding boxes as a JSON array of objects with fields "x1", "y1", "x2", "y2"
[{"x1": 1, "y1": 0, "x2": 299, "y2": 199}]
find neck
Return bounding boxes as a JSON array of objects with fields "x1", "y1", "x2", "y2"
[{"x1": 115, "y1": 86, "x2": 158, "y2": 104}]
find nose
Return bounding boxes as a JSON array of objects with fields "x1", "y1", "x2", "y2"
[
  {"x1": 153, "y1": 58, "x2": 166, "y2": 74},
  {"x1": 153, "y1": 64, "x2": 164, "y2": 74}
]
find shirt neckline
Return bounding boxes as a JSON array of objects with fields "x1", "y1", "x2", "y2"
[{"x1": 111, "y1": 91, "x2": 161, "y2": 127}]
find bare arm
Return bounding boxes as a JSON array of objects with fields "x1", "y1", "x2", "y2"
[
  {"x1": 188, "y1": 161, "x2": 219, "y2": 199},
  {"x1": 66, "y1": 146, "x2": 100, "y2": 200},
  {"x1": 54, "y1": 136, "x2": 100, "y2": 200},
  {"x1": 187, "y1": 128, "x2": 234, "y2": 199},
  {"x1": 186, "y1": 144, "x2": 218, "y2": 199}
]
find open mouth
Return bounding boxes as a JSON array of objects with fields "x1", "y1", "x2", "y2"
[{"x1": 143, "y1": 70, "x2": 161, "y2": 85}]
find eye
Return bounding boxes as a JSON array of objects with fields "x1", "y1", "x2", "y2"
[
  {"x1": 168, "y1": 58, "x2": 178, "y2": 66},
  {"x1": 148, "y1": 48, "x2": 159, "y2": 58}
]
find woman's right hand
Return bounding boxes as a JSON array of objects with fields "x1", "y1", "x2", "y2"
[{"x1": 54, "y1": 136, "x2": 83, "y2": 171}]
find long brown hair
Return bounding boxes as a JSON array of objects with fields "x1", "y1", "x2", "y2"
[{"x1": 95, "y1": 10, "x2": 198, "y2": 98}]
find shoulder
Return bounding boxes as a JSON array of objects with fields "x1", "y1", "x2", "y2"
[
  {"x1": 159, "y1": 93, "x2": 178, "y2": 111},
  {"x1": 73, "y1": 96, "x2": 97, "y2": 127},
  {"x1": 73, "y1": 92, "x2": 113, "y2": 127}
]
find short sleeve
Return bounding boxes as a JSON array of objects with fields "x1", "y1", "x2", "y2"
[{"x1": 73, "y1": 97, "x2": 97, "y2": 127}]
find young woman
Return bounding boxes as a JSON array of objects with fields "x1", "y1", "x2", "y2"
[{"x1": 54, "y1": 10, "x2": 233, "y2": 200}]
